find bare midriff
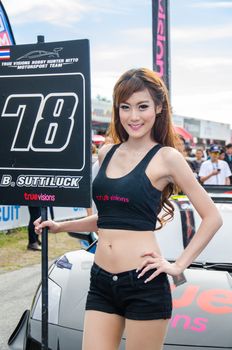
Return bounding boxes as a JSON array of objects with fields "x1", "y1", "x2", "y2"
[{"x1": 94, "y1": 228, "x2": 161, "y2": 273}]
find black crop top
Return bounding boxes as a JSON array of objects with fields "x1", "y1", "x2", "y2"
[{"x1": 93, "y1": 143, "x2": 163, "y2": 231}]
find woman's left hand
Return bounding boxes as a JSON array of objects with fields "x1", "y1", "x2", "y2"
[{"x1": 137, "y1": 251, "x2": 183, "y2": 283}]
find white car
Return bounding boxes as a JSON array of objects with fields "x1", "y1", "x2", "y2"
[{"x1": 9, "y1": 185, "x2": 232, "y2": 350}]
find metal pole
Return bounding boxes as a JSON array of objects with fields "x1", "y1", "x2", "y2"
[
  {"x1": 37, "y1": 34, "x2": 48, "y2": 350},
  {"x1": 41, "y1": 206, "x2": 48, "y2": 350}
]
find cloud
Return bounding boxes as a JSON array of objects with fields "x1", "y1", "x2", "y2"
[
  {"x1": 91, "y1": 70, "x2": 117, "y2": 99},
  {"x1": 4, "y1": 0, "x2": 90, "y2": 26},
  {"x1": 173, "y1": 55, "x2": 232, "y2": 69},
  {"x1": 172, "y1": 24, "x2": 232, "y2": 42},
  {"x1": 121, "y1": 27, "x2": 152, "y2": 42},
  {"x1": 172, "y1": 90, "x2": 232, "y2": 125},
  {"x1": 191, "y1": 1, "x2": 232, "y2": 9},
  {"x1": 93, "y1": 46, "x2": 144, "y2": 61},
  {"x1": 91, "y1": 43, "x2": 152, "y2": 99},
  {"x1": 3, "y1": 0, "x2": 126, "y2": 27}
]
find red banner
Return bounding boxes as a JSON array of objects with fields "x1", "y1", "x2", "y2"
[
  {"x1": 0, "y1": 1, "x2": 15, "y2": 46},
  {"x1": 152, "y1": 0, "x2": 170, "y2": 90}
]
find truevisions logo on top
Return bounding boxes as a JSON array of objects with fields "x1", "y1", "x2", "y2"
[{"x1": 24, "y1": 192, "x2": 55, "y2": 201}]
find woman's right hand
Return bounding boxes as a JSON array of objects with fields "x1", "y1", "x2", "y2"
[{"x1": 34, "y1": 217, "x2": 61, "y2": 235}]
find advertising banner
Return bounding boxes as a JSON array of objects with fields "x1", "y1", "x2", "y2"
[
  {"x1": 152, "y1": 0, "x2": 170, "y2": 90},
  {"x1": 0, "y1": 39, "x2": 91, "y2": 207},
  {"x1": 0, "y1": 205, "x2": 87, "y2": 230},
  {"x1": 0, "y1": 1, "x2": 15, "y2": 46}
]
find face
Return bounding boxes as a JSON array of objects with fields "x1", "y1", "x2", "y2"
[
  {"x1": 196, "y1": 150, "x2": 203, "y2": 159},
  {"x1": 176, "y1": 139, "x2": 185, "y2": 154},
  {"x1": 210, "y1": 151, "x2": 220, "y2": 161},
  {"x1": 119, "y1": 89, "x2": 161, "y2": 141},
  {"x1": 219, "y1": 152, "x2": 225, "y2": 160}
]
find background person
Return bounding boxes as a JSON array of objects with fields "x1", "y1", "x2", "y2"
[
  {"x1": 224, "y1": 143, "x2": 232, "y2": 184},
  {"x1": 219, "y1": 147, "x2": 226, "y2": 161},
  {"x1": 191, "y1": 148, "x2": 204, "y2": 180},
  {"x1": 27, "y1": 206, "x2": 41, "y2": 251},
  {"x1": 199, "y1": 144, "x2": 231, "y2": 185},
  {"x1": 175, "y1": 135, "x2": 194, "y2": 170},
  {"x1": 34, "y1": 68, "x2": 222, "y2": 350}
]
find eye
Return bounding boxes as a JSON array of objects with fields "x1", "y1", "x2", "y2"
[
  {"x1": 119, "y1": 104, "x2": 129, "y2": 110},
  {"x1": 139, "y1": 104, "x2": 149, "y2": 110}
]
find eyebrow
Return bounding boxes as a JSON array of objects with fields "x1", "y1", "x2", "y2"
[{"x1": 120, "y1": 100, "x2": 150, "y2": 105}]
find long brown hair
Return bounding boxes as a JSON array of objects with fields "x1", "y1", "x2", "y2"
[{"x1": 110, "y1": 68, "x2": 178, "y2": 229}]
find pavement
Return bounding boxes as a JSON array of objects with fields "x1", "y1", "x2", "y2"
[{"x1": 0, "y1": 264, "x2": 41, "y2": 350}]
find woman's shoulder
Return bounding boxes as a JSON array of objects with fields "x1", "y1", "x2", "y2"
[
  {"x1": 157, "y1": 146, "x2": 193, "y2": 168},
  {"x1": 158, "y1": 145, "x2": 181, "y2": 160}
]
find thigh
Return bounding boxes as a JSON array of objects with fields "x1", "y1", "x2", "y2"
[
  {"x1": 125, "y1": 318, "x2": 169, "y2": 350},
  {"x1": 82, "y1": 310, "x2": 125, "y2": 350}
]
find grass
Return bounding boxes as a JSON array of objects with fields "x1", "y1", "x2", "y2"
[{"x1": 0, "y1": 227, "x2": 81, "y2": 273}]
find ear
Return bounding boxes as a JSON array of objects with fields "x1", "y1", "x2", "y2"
[{"x1": 156, "y1": 105, "x2": 162, "y2": 115}]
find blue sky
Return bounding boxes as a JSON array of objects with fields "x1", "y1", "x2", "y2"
[{"x1": 3, "y1": 0, "x2": 232, "y2": 126}]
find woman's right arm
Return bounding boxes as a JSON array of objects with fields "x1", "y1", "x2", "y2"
[
  {"x1": 34, "y1": 214, "x2": 98, "y2": 235},
  {"x1": 34, "y1": 144, "x2": 115, "y2": 235}
]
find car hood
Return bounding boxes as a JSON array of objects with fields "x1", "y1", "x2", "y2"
[
  {"x1": 49, "y1": 250, "x2": 232, "y2": 348},
  {"x1": 49, "y1": 249, "x2": 93, "y2": 330},
  {"x1": 165, "y1": 268, "x2": 232, "y2": 348}
]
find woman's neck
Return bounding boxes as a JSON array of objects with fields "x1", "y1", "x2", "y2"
[{"x1": 123, "y1": 138, "x2": 157, "y2": 152}]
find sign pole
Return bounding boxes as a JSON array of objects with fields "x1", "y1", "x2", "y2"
[
  {"x1": 41, "y1": 206, "x2": 49, "y2": 350},
  {"x1": 37, "y1": 34, "x2": 49, "y2": 350}
]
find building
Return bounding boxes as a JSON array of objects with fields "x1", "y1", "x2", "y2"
[
  {"x1": 173, "y1": 115, "x2": 231, "y2": 146},
  {"x1": 91, "y1": 98, "x2": 231, "y2": 146}
]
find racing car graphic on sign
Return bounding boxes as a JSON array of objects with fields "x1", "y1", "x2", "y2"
[{"x1": 16, "y1": 48, "x2": 63, "y2": 60}]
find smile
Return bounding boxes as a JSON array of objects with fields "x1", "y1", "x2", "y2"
[{"x1": 129, "y1": 124, "x2": 143, "y2": 131}]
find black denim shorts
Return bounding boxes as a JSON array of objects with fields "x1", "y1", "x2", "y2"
[{"x1": 85, "y1": 263, "x2": 172, "y2": 320}]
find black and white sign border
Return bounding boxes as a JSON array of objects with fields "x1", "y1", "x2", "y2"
[{"x1": 0, "y1": 72, "x2": 86, "y2": 171}]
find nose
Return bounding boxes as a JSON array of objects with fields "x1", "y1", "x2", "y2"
[{"x1": 130, "y1": 107, "x2": 140, "y2": 121}]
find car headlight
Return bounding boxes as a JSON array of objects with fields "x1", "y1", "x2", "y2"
[{"x1": 32, "y1": 278, "x2": 61, "y2": 325}]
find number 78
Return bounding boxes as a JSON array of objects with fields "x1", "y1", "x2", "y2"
[{"x1": 1, "y1": 92, "x2": 78, "y2": 152}]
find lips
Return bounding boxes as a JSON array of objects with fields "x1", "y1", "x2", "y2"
[{"x1": 129, "y1": 124, "x2": 143, "y2": 131}]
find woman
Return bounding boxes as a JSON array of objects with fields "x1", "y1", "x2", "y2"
[{"x1": 34, "y1": 68, "x2": 222, "y2": 350}]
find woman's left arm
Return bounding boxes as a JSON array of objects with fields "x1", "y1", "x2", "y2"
[
  {"x1": 138, "y1": 148, "x2": 222, "y2": 281},
  {"x1": 166, "y1": 148, "x2": 222, "y2": 271}
]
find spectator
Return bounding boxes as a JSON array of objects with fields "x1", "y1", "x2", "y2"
[
  {"x1": 224, "y1": 143, "x2": 232, "y2": 184},
  {"x1": 175, "y1": 134, "x2": 185, "y2": 154},
  {"x1": 185, "y1": 145, "x2": 194, "y2": 159},
  {"x1": 175, "y1": 135, "x2": 194, "y2": 171},
  {"x1": 191, "y1": 149, "x2": 204, "y2": 179},
  {"x1": 219, "y1": 148, "x2": 226, "y2": 161},
  {"x1": 27, "y1": 206, "x2": 41, "y2": 251},
  {"x1": 199, "y1": 144, "x2": 231, "y2": 185}
]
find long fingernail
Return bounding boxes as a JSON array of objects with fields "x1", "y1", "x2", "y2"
[{"x1": 137, "y1": 274, "x2": 141, "y2": 279}]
